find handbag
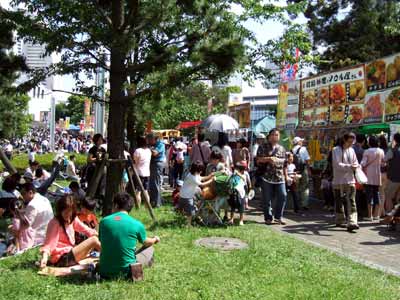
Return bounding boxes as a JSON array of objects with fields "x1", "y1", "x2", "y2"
[{"x1": 355, "y1": 167, "x2": 368, "y2": 185}]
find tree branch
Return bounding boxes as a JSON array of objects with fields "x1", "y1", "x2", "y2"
[{"x1": 52, "y1": 89, "x2": 109, "y2": 104}]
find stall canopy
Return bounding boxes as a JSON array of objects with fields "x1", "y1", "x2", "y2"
[
  {"x1": 68, "y1": 124, "x2": 81, "y2": 130},
  {"x1": 357, "y1": 121, "x2": 400, "y2": 135},
  {"x1": 176, "y1": 120, "x2": 202, "y2": 130},
  {"x1": 252, "y1": 115, "x2": 276, "y2": 133}
]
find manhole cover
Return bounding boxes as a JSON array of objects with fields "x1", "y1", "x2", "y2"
[{"x1": 195, "y1": 237, "x2": 248, "y2": 251}]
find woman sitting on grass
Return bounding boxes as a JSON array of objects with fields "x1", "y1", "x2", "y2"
[
  {"x1": 39, "y1": 195, "x2": 101, "y2": 268},
  {"x1": 179, "y1": 161, "x2": 215, "y2": 226}
]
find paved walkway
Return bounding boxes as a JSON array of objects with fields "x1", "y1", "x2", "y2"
[{"x1": 245, "y1": 198, "x2": 400, "y2": 277}]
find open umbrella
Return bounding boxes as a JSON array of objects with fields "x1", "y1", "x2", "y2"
[
  {"x1": 253, "y1": 115, "x2": 276, "y2": 134},
  {"x1": 201, "y1": 114, "x2": 239, "y2": 132}
]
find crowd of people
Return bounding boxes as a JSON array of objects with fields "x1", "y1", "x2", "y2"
[{"x1": 1, "y1": 126, "x2": 399, "y2": 281}]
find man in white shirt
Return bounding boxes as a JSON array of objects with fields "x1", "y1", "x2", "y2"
[
  {"x1": 13, "y1": 183, "x2": 54, "y2": 249},
  {"x1": 292, "y1": 137, "x2": 311, "y2": 210},
  {"x1": 251, "y1": 133, "x2": 265, "y2": 170}
]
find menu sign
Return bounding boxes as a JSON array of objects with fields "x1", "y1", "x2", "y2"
[
  {"x1": 300, "y1": 65, "x2": 365, "y2": 127},
  {"x1": 364, "y1": 91, "x2": 386, "y2": 124},
  {"x1": 385, "y1": 88, "x2": 400, "y2": 122},
  {"x1": 366, "y1": 53, "x2": 400, "y2": 92}
]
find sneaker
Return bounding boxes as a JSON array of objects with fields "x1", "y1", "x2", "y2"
[
  {"x1": 239, "y1": 220, "x2": 244, "y2": 226},
  {"x1": 367, "y1": 217, "x2": 374, "y2": 222},
  {"x1": 265, "y1": 220, "x2": 273, "y2": 225},
  {"x1": 373, "y1": 216, "x2": 380, "y2": 221},
  {"x1": 347, "y1": 224, "x2": 359, "y2": 232},
  {"x1": 275, "y1": 219, "x2": 287, "y2": 225}
]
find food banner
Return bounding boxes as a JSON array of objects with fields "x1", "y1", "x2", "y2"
[
  {"x1": 300, "y1": 65, "x2": 365, "y2": 127},
  {"x1": 385, "y1": 88, "x2": 400, "y2": 122},
  {"x1": 285, "y1": 80, "x2": 300, "y2": 129},
  {"x1": 367, "y1": 53, "x2": 400, "y2": 92},
  {"x1": 363, "y1": 91, "x2": 386, "y2": 124},
  {"x1": 276, "y1": 83, "x2": 288, "y2": 129}
]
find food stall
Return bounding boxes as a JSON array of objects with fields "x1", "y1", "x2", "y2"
[{"x1": 277, "y1": 51, "x2": 400, "y2": 198}]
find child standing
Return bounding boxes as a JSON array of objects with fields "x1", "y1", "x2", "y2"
[
  {"x1": 286, "y1": 153, "x2": 300, "y2": 213},
  {"x1": 179, "y1": 161, "x2": 214, "y2": 226},
  {"x1": 228, "y1": 161, "x2": 249, "y2": 226}
]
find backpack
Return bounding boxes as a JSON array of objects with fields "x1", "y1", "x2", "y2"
[
  {"x1": 292, "y1": 146, "x2": 306, "y2": 173},
  {"x1": 214, "y1": 172, "x2": 242, "y2": 197}
]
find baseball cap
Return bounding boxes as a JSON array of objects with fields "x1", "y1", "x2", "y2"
[
  {"x1": 292, "y1": 137, "x2": 304, "y2": 145},
  {"x1": 176, "y1": 180, "x2": 184, "y2": 187},
  {"x1": 256, "y1": 133, "x2": 266, "y2": 139}
]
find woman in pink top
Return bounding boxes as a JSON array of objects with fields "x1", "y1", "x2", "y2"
[
  {"x1": 361, "y1": 136, "x2": 385, "y2": 221},
  {"x1": 39, "y1": 195, "x2": 101, "y2": 268}
]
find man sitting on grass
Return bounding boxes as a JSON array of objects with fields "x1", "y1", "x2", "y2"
[{"x1": 99, "y1": 192, "x2": 160, "y2": 279}]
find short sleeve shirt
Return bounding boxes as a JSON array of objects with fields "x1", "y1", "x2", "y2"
[
  {"x1": 133, "y1": 148, "x2": 152, "y2": 177},
  {"x1": 180, "y1": 173, "x2": 202, "y2": 199},
  {"x1": 152, "y1": 141, "x2": 166, "y2": 162},
  {"x1": 99, "y1": 212, "x2": 147, "y2": 278},
  {"x1": 292, "y1": 145, "x2": 310, "y2": 162}
]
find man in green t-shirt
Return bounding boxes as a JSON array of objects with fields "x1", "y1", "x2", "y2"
[{"x1": 99, "y1": 192, "x2": 160, "y2": 278}]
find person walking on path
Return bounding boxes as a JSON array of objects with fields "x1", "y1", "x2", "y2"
[
  {"x1": 332, "y1": 132, "x2": 359, "y2": 232},
  {"x1": 147, "y1": 133, "x2": 166, "y2": 208},
  {"x1": 361, "y1": 136, "x2": 385, "y2": 221},
  {"x1": 291, "y1": 137, "x2": 311, "y2": 210},
  {"x1": 384, "y1": 133, "x2": 400, "y2": 213},
  {"x1": 256, "y1": 129, "x2": 287, "y2": 225}
]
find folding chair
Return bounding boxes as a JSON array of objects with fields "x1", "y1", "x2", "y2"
[{"x1": 194, "y1": 195, "x2": 224, "y2": 226}]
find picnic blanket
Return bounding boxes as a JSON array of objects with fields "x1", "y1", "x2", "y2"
[{"x1": 38, "y1": 257, "x2": 99, "y2": 277}]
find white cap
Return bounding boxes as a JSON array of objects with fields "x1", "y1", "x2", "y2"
[
  {"x1": 256, "y1": 133, "x2": 266, "y2": 139},
  {"x1": 292, "y1": 137, "x2": 304, "y2": 145}
]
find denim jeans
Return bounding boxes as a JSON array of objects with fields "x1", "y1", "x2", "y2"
[
  {"x1": 149, "y1": 161, "x2": 164, "y2": 207},
  {"x1": 365, "y1": 185, "x2": 380, "y2": 206},
  {"x1": 261, "y1": 180, "x2": 287, "y2": 221}
]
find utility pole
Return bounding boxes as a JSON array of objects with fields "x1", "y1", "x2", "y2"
[
  {"x1": 94, "y1": 58, "x2": 106, "y2": 136},
  {"x1": 50, "y1": 96, "x2": 55, "y2": 151}
]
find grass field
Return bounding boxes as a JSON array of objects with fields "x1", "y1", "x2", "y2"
[
  {"x1": 0, "y1": 205, "x2": 399, "y2": 300},
  {"x1": 0, "y1": 153, "x2": 87, "y2": 173}
]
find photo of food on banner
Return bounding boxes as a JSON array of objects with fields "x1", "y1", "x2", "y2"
[
  {"x1": 303, "y1": 90, "x2": 316, "y2": 109},
  {"x1": 364, "y1": 92, "x2": 385, "y2": 124},
  {"x1": 385, "y1": 88, "x2": 400, "y2": 122},
  {"x1": 302, "y1": 109, "x2": 314, "y2": 127},
  {"x1": 314, "y1": 106, "x2": 329, "y2": 126},
  {"x1": 317, "y1": 87, "x2": 329, "y2": 106},
  {"x1": 347, "y1": 80, "x2": 366, "y2": 103},
  {"x1": 367, "y1": 59, "x2": 386, "y2": 92},
  {"x1": 386, "y1": 54, "x2": 400, "y2": 88}
]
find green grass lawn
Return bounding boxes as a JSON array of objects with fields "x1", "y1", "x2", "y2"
[
  {"x1": 0, "y1": 205, "x2": 399, "y2": 300},
  {"x1": 0, "y1": 153, "x2": 87, "y2": 173}
]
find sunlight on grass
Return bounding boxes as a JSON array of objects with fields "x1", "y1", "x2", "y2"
[{"x1": 0, "y1": 205, "x2": 399, "y2": 300}]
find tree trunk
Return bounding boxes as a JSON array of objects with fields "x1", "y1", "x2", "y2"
[
  {"x1": 103, "y1": 0, "x2": 126, "y2": 216},
  {"x1": 126, "y1": 85, "x2": 137, "y2": 151}
]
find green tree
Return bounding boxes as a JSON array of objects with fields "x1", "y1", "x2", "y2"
[
  {"x1": 0, "y1": 7, "x2": 31, "y2": 139},
  {"x1": 141, "y1": 82, "x2": 232, "y2": 130},
  {"x1": 288, "y1": 0, "x2": 400, "y2": 71},
  {"x1": 5, "y1": 0, "x2": 310, "y2": 215},
  {"x1": 65, "y1": 95, "x2": 85, "y2": 124},
  {"x1": 55, "y1": 102, "x2": 67, "y2": 121}
]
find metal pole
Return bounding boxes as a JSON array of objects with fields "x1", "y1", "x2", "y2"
[
  {"x1": 50, "y1": 96, "x2": 55, "y2": 152},
  {"x1": 94, "y1": 61, "x2": 105, "y2": 136}
]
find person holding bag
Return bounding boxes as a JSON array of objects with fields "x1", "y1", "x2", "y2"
[
  {"x1": 361, "y1": 136, "x2": 385, "y2": 222},
  {"x1": 332, "y1": 132, "x2": 360, "y2": 232}
]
